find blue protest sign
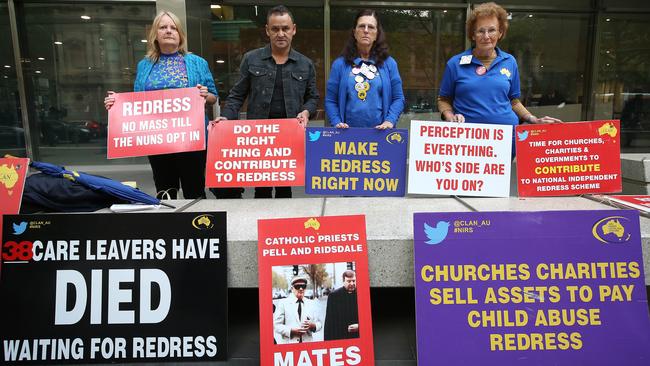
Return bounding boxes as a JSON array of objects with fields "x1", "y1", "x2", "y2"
[{"x1": 305, "y1": 127, "x2": 407, "y2": 196}]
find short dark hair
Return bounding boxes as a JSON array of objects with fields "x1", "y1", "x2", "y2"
[
  {"x1": 342, "y1": 270, "x2": 356, "y2": 280},
  {"x1": 267, "y1": 5, "x2": 294, "y2": 23}
]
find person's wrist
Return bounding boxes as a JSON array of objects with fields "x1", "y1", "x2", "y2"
[{"x1": 527, "y1": 114, "x2": 537, "y2": 123}]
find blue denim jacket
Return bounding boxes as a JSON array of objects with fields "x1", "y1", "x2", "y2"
[
  {"x1": 222, "y1": 45, "x2": 319, "y2": 120},
  {"x1": 134, "y1": 53, "x2": 217, "y2": 125}
]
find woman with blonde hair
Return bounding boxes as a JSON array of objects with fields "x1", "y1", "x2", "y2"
[
  {"x1": 105, "y1": 11, "x2": 217, "y2": 199},
  {"x1": 437, "y1": 2, "x2": 560, "y2": 138}
]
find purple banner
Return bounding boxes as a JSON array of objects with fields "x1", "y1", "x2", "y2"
[{"x1": 414, "y1": 210, "x2": 650, "y2": 366}]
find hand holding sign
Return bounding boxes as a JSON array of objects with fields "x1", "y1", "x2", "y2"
[
  {"x1": 104, "y1": 91, "x2": 115, "y2": 110},
  {"x1": 375, "y1": 121, "x2": 394, "y2": 130},
  {"x1": 528, "y1": 114, "x2": 563, "y2": 124},
  {"x1": 296, "y1": 110, "x2": 310, "y2": 126},
  {"x1": 196, "y1": 84, "x2": 209, "y2": 99}
]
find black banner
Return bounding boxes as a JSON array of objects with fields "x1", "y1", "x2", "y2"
[{"x1": 0, "y1": 212, "x2": 227, "y2": 363}]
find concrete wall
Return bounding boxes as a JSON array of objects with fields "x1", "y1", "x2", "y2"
[{"x1": 139, "y1": 196, "x2": 650, "y2": 287}]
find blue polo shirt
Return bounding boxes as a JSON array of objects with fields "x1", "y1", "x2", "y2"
[
  {"x1": 439, "y1": 47, "x2": 520, "y2": 126},
  {"x1": 345, "y1": 58, "x2": 383, "y2": 128}
]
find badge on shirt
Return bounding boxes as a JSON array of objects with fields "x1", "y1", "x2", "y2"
[
  {"x1": 500, "y1": 68, "x2": 512, "y2": 79},
  {"x1": 460, "y1": 55, "x2": 473, "y2": 65},
  {"x1": 475, "y1": 66, "x2": 487, "y2": 76}
]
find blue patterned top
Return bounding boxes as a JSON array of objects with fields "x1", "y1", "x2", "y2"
[
  {"x1": 144, "y1": 52, "x2": 189, "y2": 91},
  {"x1": 326, "y1": 56, "x2": 405, "y2": 127},
  {"x1": 134, "y1": 53, "x2": 217, "y2": 126},
  {"x1": 344, "y1": 59, "x2": 383, "y2": 127}
]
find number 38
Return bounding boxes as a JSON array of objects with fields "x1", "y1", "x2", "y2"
[{"x1": 2, "y1": 241, "x2": 33, "y2": 261}]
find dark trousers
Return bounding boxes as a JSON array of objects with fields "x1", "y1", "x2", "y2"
[
  {"x1": 148, "y1": 150, "x2": 206, "y2": 199},
  {"x1": 254, "y1": 186, "x2": 292, "y2": 198},
  {"x1": 210, "y1": 187, "x2": 244, "y2": 199},
  {"x1": 209, "y1": 187, "x2": 291, "y2": 198}
]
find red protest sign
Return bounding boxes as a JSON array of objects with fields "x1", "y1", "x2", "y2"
[
  {"x1": 206, "y1": 119, "x2": 305, "y2": 187},
  {"x1": 107, "y1": 87, "x2": 205, "y2": 159},
  {"x1": 516, "y1": 120, "x2": 621, "y2": 196},
  {"x1": 258, "y1": 215, "x2": 374, "y2": 366},
  {"x1": 606, "y1": 195, "x2": 650, "y2": 214},
  {"x1": 0, "y1": 157, "x2": 29, "y2": 215}
]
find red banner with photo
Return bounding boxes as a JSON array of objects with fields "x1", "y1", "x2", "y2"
[
  {"x1": 515, "y1": 120, "x2": 622, "y2": 196},
  {"x1": 107, "y1": 87, "x2": 205, "y2": 159},
  {"x1": 0, "y1": 157, "x2": 29, "y2": 215},
  {"x1": 257, "y1": 215, "x2": 374, "y2": 366},
  {"x1": 206, "y1": 119, "x2": 305, "y2": 187}
]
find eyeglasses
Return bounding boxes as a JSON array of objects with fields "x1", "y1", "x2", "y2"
[
  {"x1": 474, "y1": 28, "x2": 499, "y2": 38},
  {"x1": 293, "y1": 284, "x2": 307, "y2": 290},
  {"x1": 356, "y1": 24, "x2": 377, "y2": 32}
]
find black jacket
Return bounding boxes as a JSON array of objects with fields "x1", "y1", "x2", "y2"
[
  {"x1": 324, "y1": 287, "x2": 359, "y2": 341},
  {"x1": 222, "y1": 45, "x2": 319, "y2": 120}
]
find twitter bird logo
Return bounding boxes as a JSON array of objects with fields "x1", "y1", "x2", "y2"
[
  {"x1": 12, "y1": 221, "x2": 27, "y2": 235},
  {"x1": 517, "y1": 130, "x2": 529, "y2": 142},
  {"x1": 423, "y1": 221, "x2": 450, "y2": 245},
  {"x1": 308, "y1": 130, "x2": 321, "y2": 142}
]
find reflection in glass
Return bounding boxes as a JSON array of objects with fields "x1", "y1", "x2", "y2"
[
  {"x1": 18, "y1": 2, "x2": 155, "y2": 164},
  {"x1": 500, "y1": 12, "x2": 590, "y2": 123},
  {"x1": 0, "y1": 4, "x2": 26, "y2": 156},
  {"x1": 595, "y1": 14, "x2": 650, "y2": 150}
]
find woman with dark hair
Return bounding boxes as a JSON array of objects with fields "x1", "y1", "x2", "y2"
[
  {"x1": 438, "y1": 2, "x2": 560, "y2": 127},
  {"x1": 325, "y1": 9, "x2": 405, "y2": 129}
]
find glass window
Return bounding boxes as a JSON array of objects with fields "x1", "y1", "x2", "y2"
[
  {"x1": 499, "y1": 0, "x2": 592, "y2": 9},
  {"x1": 499, "y1": 12, "x2": 590, "y2": 123},
  {"x1": 329, "y1": 7, "x2": 466, "y2": 127},
  {"x1": 211, "y1": 4, "x2": 325, "y2": 120},
  {"x1": 594, "y1": 13, "x2": 650, "y2": 151},
  {"x1": 0, "y1": 3, "x2": 26, "y2": 156},
  {"x1": 16, "y1": 2, "x2": 155, "y2": 165},
  {"x1": 602, "y1": 0, "x2": 650, "y2": 8}
]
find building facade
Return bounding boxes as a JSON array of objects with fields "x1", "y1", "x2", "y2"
[{"x1": 2, "y1": 0, "x2": 650, "y2": 165}]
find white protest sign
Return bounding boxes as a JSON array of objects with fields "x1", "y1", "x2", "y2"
[{"x1": 407, "y1": 120, "x2": 512, "y2": 197}]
